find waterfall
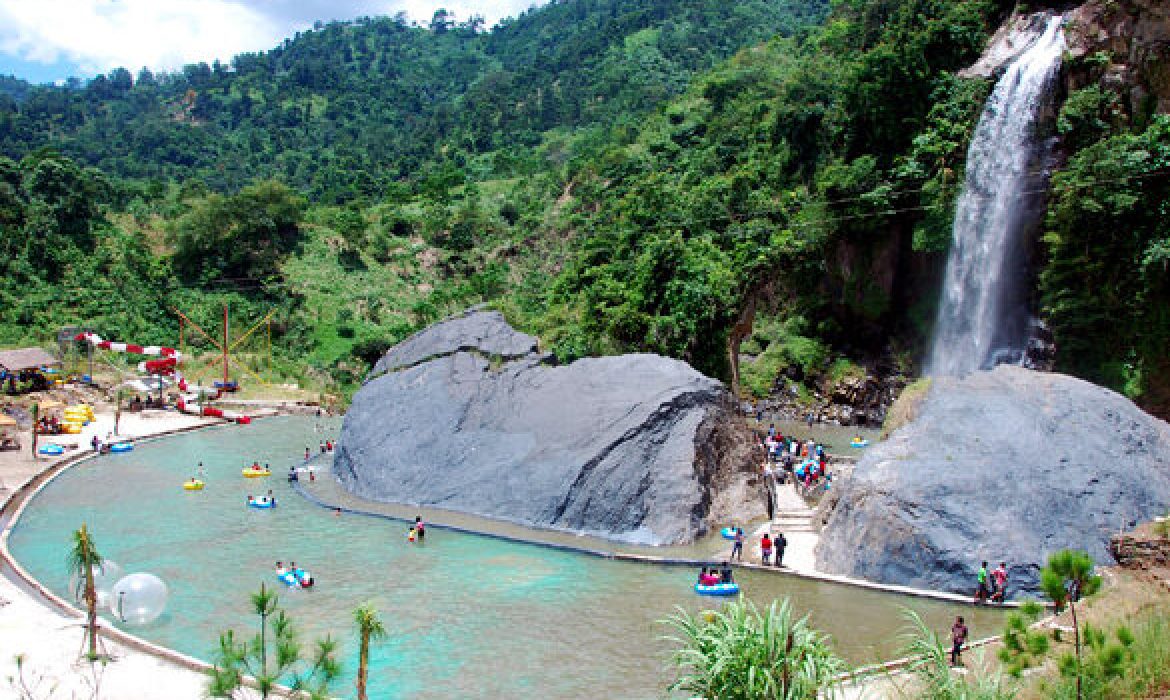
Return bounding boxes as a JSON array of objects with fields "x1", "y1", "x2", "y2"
[{"x1": 928, "y1": 15, "x2": 1065, "y2": 376}]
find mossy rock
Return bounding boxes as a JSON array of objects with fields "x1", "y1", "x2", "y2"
[{"x1": 880, "y1": 377, "x2": 931, "y2": 439}]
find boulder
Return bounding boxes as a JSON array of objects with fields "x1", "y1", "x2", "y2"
[
  {"x1": 335, "y1": 310, "x2": 756, "y2": 544},
  {"x1": 815, "y1": 366, "x2": 1170, "y2": 595}
]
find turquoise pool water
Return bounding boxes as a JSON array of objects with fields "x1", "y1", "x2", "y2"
[{"x1": 8, "y1": 416, "x2": 1001, "y2": 698}]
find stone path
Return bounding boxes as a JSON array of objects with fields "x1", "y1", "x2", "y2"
[{"x1": 744, "y1": 480, "x2": 820, "y2": 572}]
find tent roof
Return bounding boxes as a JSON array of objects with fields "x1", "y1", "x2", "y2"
[{"x1": 0, "y1": 347, "x2": 61, "y2": 371}]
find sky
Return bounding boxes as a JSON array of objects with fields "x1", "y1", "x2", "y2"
[{"x1": 0, "y1": 0, "x2": 544, "y2": 84}]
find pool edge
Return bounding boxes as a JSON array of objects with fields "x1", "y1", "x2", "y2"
[
  {"x1": 2, "y1": 415, "x2": 1021, "y2": 693},
  {"x1": 0, "y1": 417, "x2": 302, "y2": 694}
]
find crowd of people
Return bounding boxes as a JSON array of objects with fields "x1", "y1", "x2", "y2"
[{"x1": 759, "y1": 424, "x2": 833, "y2": 500}]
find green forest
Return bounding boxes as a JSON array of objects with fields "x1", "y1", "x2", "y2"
[{"x1": 0, "y1": 0, "x2": 1167, "y2": 413}]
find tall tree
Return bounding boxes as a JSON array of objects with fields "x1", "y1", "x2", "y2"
[
  {"x1": 208, "y1": 583, "x2": 340, "y2": 699},
  {"x1": 1041, "y1": 549, "x2": 1103, "y2": 700},
  {"x1": 353, "y1": 603, "x2": 386, "y2": 700},
  {"x1": 66, "y1": 523, "x2": 104, "y2": 660}
]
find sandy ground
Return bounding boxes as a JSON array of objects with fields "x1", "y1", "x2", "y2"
[{"x1": 0, "y1": 409, "x2": 219, "y2": 700}]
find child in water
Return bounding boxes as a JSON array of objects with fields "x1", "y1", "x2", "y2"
[{"x1": 414, "y1": 516, "x2": 425, "y2": 540}]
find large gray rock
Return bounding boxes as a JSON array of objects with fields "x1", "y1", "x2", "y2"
[
  {"x1": 335, "y1": 310, "x2": 753, "y2": 544},
  {"x1": 815, "y1": 366, "x2": 1170, "y2": 595}
]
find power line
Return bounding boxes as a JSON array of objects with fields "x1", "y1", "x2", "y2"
[{"x1": 21, "y1": 164, "x2": 1164, "y2": 298}]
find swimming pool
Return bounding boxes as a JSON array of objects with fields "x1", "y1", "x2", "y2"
[{"x1": 7, "y1": 415, "x2": 1001, "y2": 698}]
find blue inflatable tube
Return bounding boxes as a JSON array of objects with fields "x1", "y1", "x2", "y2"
[
  {"x1": 109, "y1": 442, "x2": 133, "y2": 453},
  {"x1": 247, "y1": 498, "x2": 276, "y2": 509},
  {"x1": 849, "y1": 439, "x2": 869, "y2": 448},
  {"x1": 38, "y1": 444, "x2": 65, "y2": 456},
  {"x1": 694, "y1": 582, "x2": 740, "y2": 597},
  {"x1": 277, "y1": 569, "x2": 313, "y2": 588},
  {"x1": 720, "y1": 527, "x2": 737, "y2": 540}
]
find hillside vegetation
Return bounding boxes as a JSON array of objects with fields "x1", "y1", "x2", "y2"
[{"x1": 0, "y1": 0, "x2": 1166, "y2": 411}]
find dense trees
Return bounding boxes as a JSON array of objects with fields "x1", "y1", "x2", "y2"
[
  {"x1": 0, "y1": 0, "x2": 1163, "y2": 411},
  {"x1": 0, "y1": 1, "x2": 828, "y2": 203},
  {"x1": 1040, "y1": 115, "x2": 1170, "y2": 407}
]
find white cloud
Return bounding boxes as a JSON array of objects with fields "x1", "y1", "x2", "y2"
[
  {"x1": 0, "y1": 0, "x2": 545, "y2": 79},
  {"x1": 0, "y1": 1, "x2": 281, "y2": 75}
]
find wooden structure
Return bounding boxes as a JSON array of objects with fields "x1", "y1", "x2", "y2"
[
  {"x1": 0, "y1": 413, "x2": 19, "y2": 450},
  {"x1": 0, "y1": 347, "x2": 61, "y2": 373}
]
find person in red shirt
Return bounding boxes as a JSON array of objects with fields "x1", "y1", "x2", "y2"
[
  {"x1": 760, "y1": 533, "x2": 773, "y2": 565},
  {"x1": 990, "y1": 562, "x2": 1009, "y2": 603},
  {"x1": 951, "y1": 616, "x2": 969, "y2": 666}
]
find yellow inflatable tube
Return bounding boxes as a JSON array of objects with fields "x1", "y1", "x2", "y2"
[
  {"x1": 242, "y1": 468, "x2": 271, "y2": 478},
  {"x1": 183, "y1": 479, "x2": 205, "y2": 491}
]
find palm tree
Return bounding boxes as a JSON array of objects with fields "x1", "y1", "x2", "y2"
[
  {"x1": 662, "y1": 598, "x2": 845, "y2": 699},
  {"x1": 353, "y1": 604, "x2": 386, "y2": 700},
  {"x1": 251, "y1": 583, "x2": 279, "y2": 682},
  {"x1": 1041, "y1": 549, "x2": 1102, "y2": 700},
  {"x1": 67, "y1": 524, "x2": 104, "y2": 660}
]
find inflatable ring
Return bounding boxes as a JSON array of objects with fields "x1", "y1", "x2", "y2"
[
  {"x1": 849, "y1": 439, "x2": 870, "y2": 448},
  {"x1": 109, "y1": 442, "x2": 133, "y2": 453},
  {"x1": 242, "y1": 468, "x2": 271, "y2": 478},
  {"x1": 720, "y1": 527, "x2": 738, "y2": 540},
  {"x1": 247, "y1": 498, "x2": 276, "y2": 509},
  {"x1": 38, "y1": 444, "x2": 65, "y2": 456},
  {"x1": 694, "y1": 582, "x2": 740, "y2": 597},
  {"x1": 183, "y1": 480, "x2": 204, "y2": 491},
  {"x1": 277, "y1": 569, "x2": 312, "y2": 588}
]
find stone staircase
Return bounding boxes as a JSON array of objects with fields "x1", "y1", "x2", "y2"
[{"x1": 772, "y1": 505, "x2": 818, "y2": 534}]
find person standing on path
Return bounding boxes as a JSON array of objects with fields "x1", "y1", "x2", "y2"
[
  {"x1": 974, "y1": 561, "x2": 990, "y2": 603},
  {"x1": 730, "y1": 528, "x2": 744, "y2": 561},
  {"x1": 990, "y1": 561, "x2": 1008, "y2": 603},
  {"x1": 950, "y1": 616, "x2": 968, "y2": 666},
  {"x1": 774, "y1": 532, "x2": 787, "y2": 567},
  {"x1": 760, "y1": 533, "x2": 773, "y2": 565}
]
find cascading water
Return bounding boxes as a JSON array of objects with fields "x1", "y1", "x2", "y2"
[{"x1": 928, "y1": 15, "x2": 1065, "y2": 376}]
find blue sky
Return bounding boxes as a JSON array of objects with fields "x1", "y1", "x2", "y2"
[{"x1": 0, "y1": 1, "x2": 544, "y2": 85}]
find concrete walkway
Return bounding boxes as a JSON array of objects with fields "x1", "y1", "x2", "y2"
[{"x1": 752, "y1": 481, "x2": 819, "y2": 571}]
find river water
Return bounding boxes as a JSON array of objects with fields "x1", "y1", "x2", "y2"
[{"x1": 8, "y1": 416, "x2": 1001, "y2": 698}]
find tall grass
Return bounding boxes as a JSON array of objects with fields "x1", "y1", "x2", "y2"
[
  {"x1": 895, "y1": 609, "x2": 1014, "y2": 700},
  {"x1": 1042, "y1": 612, "x2": 1170, "y2": 699},
  {"x1": 661, "y1": 598, "x2": 845, "y2": 700}
]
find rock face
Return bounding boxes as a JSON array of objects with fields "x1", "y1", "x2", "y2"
[
  {"x1": 1065, "y1": 0, "x2": 1170, "y2": 116},
  {"x1": 335, "y1": 310, "x2": 756, "y2": 544},
  {"x1": 815, "y1": 366, "x2": 1170, "y2": 595}
]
